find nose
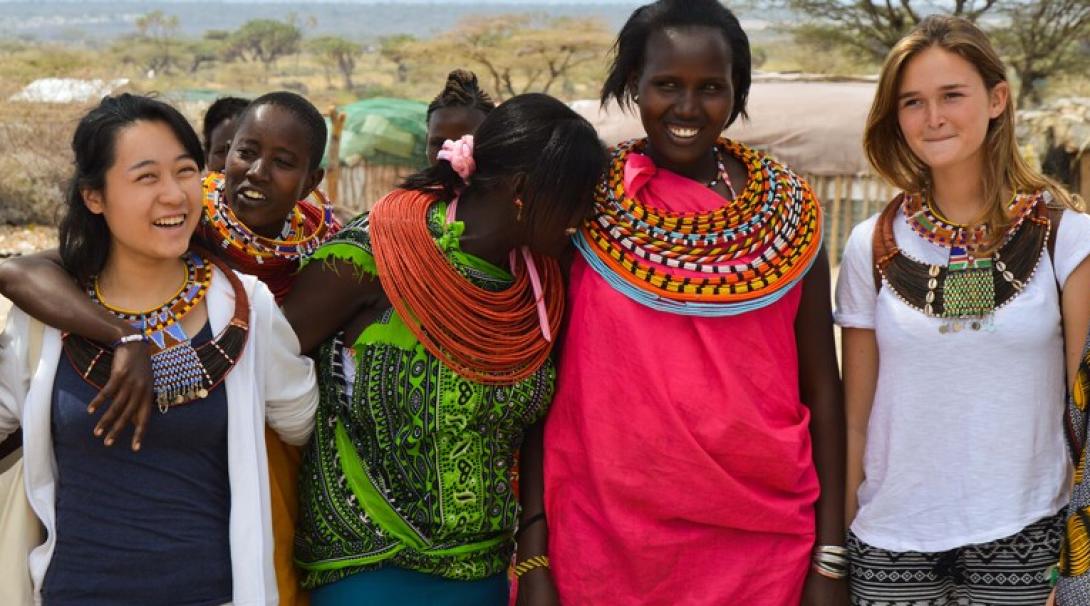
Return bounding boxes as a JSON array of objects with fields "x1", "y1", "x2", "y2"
[
  {"x1": 246, "y1": 155, "x2": 270, "y2": 182},
  {"x1": 674, "y1": 89, "x2": 699, "y2": 120},
  {"x1": 160, "y1": 174, "x2": 188, "y2": 207},
  {"x1": 925, "y1": 101, "x2": 945, "y2": 129}
]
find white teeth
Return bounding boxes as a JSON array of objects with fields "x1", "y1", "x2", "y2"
[
  {"x1": 240, "y1": 188, "x2": 267, "y2": 200},
  {"x1": 154, "y1": 215, "x2": 185, "y2": 227},
  {"x1": 669, "y1": 126, "x2": 700, "y2": 139}
]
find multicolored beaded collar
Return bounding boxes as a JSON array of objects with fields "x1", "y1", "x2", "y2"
[
  {"x1": 200, "y1": 172, "x2": 335, "y2": 265},
  {"x1": 574, "y1": 138, "x2": 823, "y2": 316},
  {"x1": 874, "y1": 191, "x2": 1050, "y2": 333},
  {"x1": 64, "y1": 250, "x2": 249, "y2": 413}
]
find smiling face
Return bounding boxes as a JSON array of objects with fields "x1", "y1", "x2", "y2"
[
  {"x1": 224, "y1": 103, "x2": 324, "y2": 237},
  {"x1": 82, "y1": 120, "x2": 202, "y2": 265},
  {"x1": 636, "y1": 26, "x2": 734, "y2": 180},
  {"x1": 205, "y1": 117, "x2": 238, "y2": 174},
  {"x1": 896, "y1": 45, "x2": 1008, "y2": 177},
  {"x1": 427, "y1": 106, "x2": 488, "y2": 166}
]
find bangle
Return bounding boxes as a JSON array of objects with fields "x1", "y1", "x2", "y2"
[
  {"x1": 111, "y1": 333, "x2": 148, "y2": 349},
  {"x1": 811, "y1": 545, "x2": 849, "y2": 580},
  {"x1": 513, "y1": 555, "x2": 549, "y2": 578},
  {"x1": 514, "y1": 512, "x2": 546, "y2": 540}
]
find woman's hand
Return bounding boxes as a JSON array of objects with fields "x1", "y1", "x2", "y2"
[
  {"x1": 516, "y1": 568, "x2": 561, "y2": 606},
  {"x1": 800, "y1": 570, "x2": 850, "y2": 606},
  {"x1": 87, "y1": 340, "x2": 153, "y2": 451}
]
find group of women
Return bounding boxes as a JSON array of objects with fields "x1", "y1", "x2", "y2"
[{"x1": 0, "y1": 0, "x2": 1087, "y2": 604}]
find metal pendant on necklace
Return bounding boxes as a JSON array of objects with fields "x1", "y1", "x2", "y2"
[{"x1": 936, "y1": 243, "x2": 996, "y2": 334}]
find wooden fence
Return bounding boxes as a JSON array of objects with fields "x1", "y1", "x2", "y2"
[{"x1": 804, "y1": 173, "x2": 898, "y2": 265}]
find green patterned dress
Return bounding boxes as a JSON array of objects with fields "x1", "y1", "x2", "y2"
[{"x1": 294, "y1": 203, "x2": 555, "y2": 590}]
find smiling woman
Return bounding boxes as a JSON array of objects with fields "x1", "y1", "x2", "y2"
[{"x1": 0, "y1": 93, "x2": 319, "y2": 605}]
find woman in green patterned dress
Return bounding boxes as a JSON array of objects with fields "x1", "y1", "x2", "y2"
[{"x1": 282, "y1": 93, "x2": 606, "y2": 605}]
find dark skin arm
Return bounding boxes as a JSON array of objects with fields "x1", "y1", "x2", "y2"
[
  {"x1": 0, "y1": 250, "x2": 152, "y2": 450},
  {"x1": 796, "y1": 247, "x2": 849, "y2": 606},
  {"x1": 514, "y1": 420, "x2": 560, "y2": 606},
  {"x1": 281, "y1": 258, "x2": 384, "y2": 354}
]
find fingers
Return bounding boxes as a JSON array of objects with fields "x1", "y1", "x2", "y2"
[
  {"x1": 94, "y1": 382, "x2": 132, "y2": 446},
  {"x1": 87, "y1": 376, "x2": 118, "y2": 416},
  {"x1": 130, "y1": 393, "x2": 152, "y2": 452}
]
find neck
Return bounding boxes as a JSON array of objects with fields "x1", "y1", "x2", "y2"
[
  {"x1": 96, "y1": 248, "x2": 188, "y2": 312},
  {"x1": 453, "y1": 188, "x2": 520, "y2": 269},
  {"x1": 645, "y1": 143, "x2": 718, "y2": 183},
  {"x1": 930, "y1": 156, "x2": 987, "y2": 225}
]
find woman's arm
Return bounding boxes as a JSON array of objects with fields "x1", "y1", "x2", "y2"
[
  {"x1": 0, "y1": 250, "x2": 152, "y2": 450},
  {"x1": 842, "y1": 328, "x2": 877, "y2": 523},
  {"x1": 514, "y1": 420, "x2": 560, "y2": 606},
  {"x1": 281, "y1": 258, "x2": 384, "y2": 354},
  {"x1": 795, "y1": 248, "x2": 849, "y2": 606},
  {"x1": 1063, "y1": 257, "x2": 1090, "y2": 385},
  {"x1": 260, "y1": 281, "x2": 320, "y2": 446}
]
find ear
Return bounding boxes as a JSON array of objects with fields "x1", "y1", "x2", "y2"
[
  {"x1": 82, "y1": 187, "x2": 105, "y2": 215},
  {"x1": 988, "y1": 81, "x2": 1010, "y2": 119},
  {"x1": 300, "y1": 168, "x2": 325, "y2": 199}
]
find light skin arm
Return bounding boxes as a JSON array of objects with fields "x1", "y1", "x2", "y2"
[
  {"x1": 796, "y1": 248, "x2": 850, "y2": 606},
  {"x1": 0, "y1": 249, "x2": 152, "y2": 450},
  {"x1": 1063, "y1": 257, "x2": 1090, "y2": 385},
  {"x1": 842, "y1": 327, "x2": 878, "y2": 524}
]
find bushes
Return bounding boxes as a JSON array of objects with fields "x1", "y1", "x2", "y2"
[{"x1": 0, "y1": 102, "x2": 79, "y2": 225}]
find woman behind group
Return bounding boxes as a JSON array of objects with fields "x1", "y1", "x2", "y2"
[
  {"x1": 425, "y1": 69, "x2": 495, "y2": 165},
  {"x1": 530, "y1": 1, "x2": 847, "y2": 604},
  {"x1": 836, "y1": 16, "x2": 1090, "y2": 605},
  {"x1": 283, "y1": 93, "x2": 606, "y2": 606},
  {"x1": 0, "y1": 93, "x2": 319, "y2": 604}
]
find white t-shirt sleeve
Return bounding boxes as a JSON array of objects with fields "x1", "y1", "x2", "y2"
[
  {"x1": 835, "y1": 214, "x2": 879, "y2": 329},
  {"x1": 254, "y1": 280, "x2": 318, "y2": 446},
  {"x1": 1054, "y1": 209, "x2": 1090, "y2": 288}
]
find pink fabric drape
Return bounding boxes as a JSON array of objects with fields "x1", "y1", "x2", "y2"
[{"x1": 543, "y1": 152, "x2": 819, "y2": 605}]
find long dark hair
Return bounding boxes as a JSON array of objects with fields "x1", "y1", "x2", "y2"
[
  {"x1": 402, "y1": 93, "x2": 606, "y2": 230},
  {"x1": 60, "y1": 93, "x2": 204, "y2": 283},
  {"x1": 601, "y1": 0, "x2": 752, "y2": 128}
]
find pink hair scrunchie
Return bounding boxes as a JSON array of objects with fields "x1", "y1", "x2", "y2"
[{"x1": 436, "y1": 135, "x2": 476, "y2": 184}]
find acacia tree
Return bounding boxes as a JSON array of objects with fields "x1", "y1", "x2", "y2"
[
  {"x1": 993, "y1": 0, "x2": 1090, "y2": 107},
  {"x1": 308, "y1": 36, "x2": 361, "y2": 90},
  {"x1": 227, "y1": 19, "x2": 302, "y2": 80},
  {"x1": 785, "y1": 0, "x2": 1090, "y2": 107},
  {"x1": 438, "y1": 15, "x2": 611, "y2": 99},
  {"x1": 134, "y1": 10, "x2": 180, "y2": 74}
]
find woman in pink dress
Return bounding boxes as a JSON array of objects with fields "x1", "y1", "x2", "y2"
[{"x1": 513, "y1": 1, "x2": 847, "y2": 605}]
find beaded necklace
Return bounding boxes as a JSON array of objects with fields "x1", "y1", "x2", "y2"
[
  {"x1": 200, "y1": 172, "x2": 335, "y2": 264},
  {"x1": 875, "y1": 191, "x2": 1049, "y2": 333},
  {"x1": 91, "y1": 253, "x2": 212, "y2": 353},
  {"x1": 575, "y1": 138, "x2": 823, "y2": 316},
  {"x1": 705, "y1": 147, "x2": 737, "y2": 199},
  {"x1": 64, "y1": 250, "x2": 250, "y2": 412},
  {"x1": 369, "y1": 188, "x2": 564, "y2": 385}
]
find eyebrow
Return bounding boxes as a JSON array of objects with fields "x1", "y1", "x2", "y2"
[
  {"x1": 126, "y1": 153, "x2": 195, "y2": 172},
  {"x1": 898, "y1": 83, "x2": 969, "y2": 100}
]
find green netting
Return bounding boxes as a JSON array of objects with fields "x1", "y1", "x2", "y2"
[{"x1": 323, "y1": 97, "x2": 428, "y2": 169}]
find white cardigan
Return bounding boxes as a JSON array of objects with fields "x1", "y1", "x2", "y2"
[{"x1": 0, "y1": 268, "x2": 318, "y2": 606}]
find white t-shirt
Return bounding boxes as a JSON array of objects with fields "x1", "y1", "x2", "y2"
[{"x1": 835, "y1": 202, "x2": 1090, "y2": 552}]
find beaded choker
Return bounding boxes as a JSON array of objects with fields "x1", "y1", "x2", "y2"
[
  {"x1": 64, "y1": 250, "x2": 250, "y2": 412},
  {"x1": 200, "y1": 172, "x2": 335, "y2": 264},
  {"x1": 574, "y1": 138, "x2": 823, "y2": 316},
  {"x1": 874, "y1": 191, "x2": 1049, "y2": 333}
]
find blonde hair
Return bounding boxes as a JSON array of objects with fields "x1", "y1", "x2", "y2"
[{"x1": 863, "y1": 15, "x2": 1078, "y2": 250}]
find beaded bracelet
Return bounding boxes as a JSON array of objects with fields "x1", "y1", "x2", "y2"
[
  {"x1": 513, "y1": 555, "x2": 550, "y2": 578},
  {"x1": 111, "y1": 333, "x2": 149, "y2": 349}
]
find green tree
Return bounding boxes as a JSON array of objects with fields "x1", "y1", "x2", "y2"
[
  {"x1": 993, "y1": 0, "x2": 1090, "y2": 107},
  {"x1": 228, "y1": 19, "x2": 302, "y2": 80},
  {"x1": 307, "y1": 36, "x2": 361, "y2": 90},
  {"x1": 134, "y1": 10, "x2": 180, "y2": 74},
  {"x1": 379, "y1": 34, "x2": 417, "y2": 83}
]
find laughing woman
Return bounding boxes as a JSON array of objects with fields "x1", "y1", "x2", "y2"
[{"x1": 0, "y1": 94, "x2": 318, "y2": 605}]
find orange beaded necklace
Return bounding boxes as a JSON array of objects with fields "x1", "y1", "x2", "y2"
[{"x1": 369, "y1": 188, "x2": 564, "y2": 385}]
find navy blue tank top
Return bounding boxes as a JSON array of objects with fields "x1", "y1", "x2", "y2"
[{"x1": 42, "y1": 323, "x2": 233, "y2": 606}]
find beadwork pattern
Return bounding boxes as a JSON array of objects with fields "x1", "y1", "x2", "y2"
[
  {"x1": 875, "y1": 191, "x2": 1050, "y2": 333},
  {"x1": 575, "y1": 138, "x2": 823, "y2": 316}
]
